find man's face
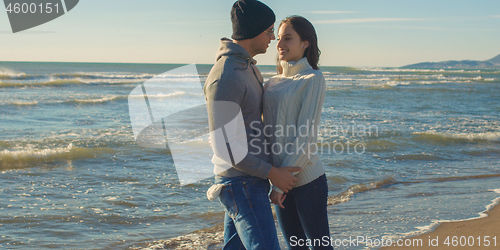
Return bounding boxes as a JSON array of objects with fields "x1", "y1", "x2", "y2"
[{"x1": 251, "y1": 24, "x2": 275, "y2": 55}]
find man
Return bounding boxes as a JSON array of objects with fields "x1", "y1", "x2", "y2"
[{"x1": 204, "y1": 0, "x2": 301, "y2": 249}]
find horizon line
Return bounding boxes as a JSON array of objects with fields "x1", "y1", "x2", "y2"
[{"x1": 0, "y1": 60, "x2": 391, "y2": 68}]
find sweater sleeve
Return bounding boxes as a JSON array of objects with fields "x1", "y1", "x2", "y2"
[
  {"x1": 280, "y1": 73, "x2": 326, "y2": 170},
  {"x1": 205, "y1": 79, "x2": 273, "y2": 179}
]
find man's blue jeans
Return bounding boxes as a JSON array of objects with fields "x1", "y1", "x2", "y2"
[
  {"x1": 216, "y1": 175, "x2": 280, "y2": 250},
  {"x1": 276, "y1": 174, "x2": 333, "y2": 250}
]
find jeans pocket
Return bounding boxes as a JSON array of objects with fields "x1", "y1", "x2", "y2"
[
  {"x1": 241, "y1": 180, "x2": 270, "y2": 210},
  {"x1": 241, "y1": 181, "x2": 253, "y2": 209},
  {"x1": 219, "y1": 184, "x2": 238, "y2": 219}
]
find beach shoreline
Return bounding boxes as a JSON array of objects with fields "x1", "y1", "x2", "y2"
[
  {"x1": 140, "y1": 196, "x2": 500, "y2": 250},
  {"x1": 382, "y1": 200, "x2": 500, "y2": 249}
]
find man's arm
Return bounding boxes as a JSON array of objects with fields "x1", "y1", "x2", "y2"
[{"x1": 205, "y1": 79, "x2": 272, "y2": 178}]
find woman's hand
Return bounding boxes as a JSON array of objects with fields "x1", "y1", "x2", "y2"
[{"x1": 270, "y1": 190, "x2": 287, "y2": 209}]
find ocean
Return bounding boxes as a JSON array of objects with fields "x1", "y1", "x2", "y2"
[{"x1": 1, "y1": 61, "x2": 499, "y2": 249}]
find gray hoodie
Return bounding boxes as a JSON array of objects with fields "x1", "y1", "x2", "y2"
[{"x1": 203, "y1": 38, "x2": 272, "y2": 179}]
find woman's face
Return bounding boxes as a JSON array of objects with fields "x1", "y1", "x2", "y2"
[{"x1": 277, "y1": 22, "x2": 309, "y2": 62}]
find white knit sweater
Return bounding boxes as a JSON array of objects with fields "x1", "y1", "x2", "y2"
[{"x1": 263, "y1": 57, "x2": 326, "y2": 193}]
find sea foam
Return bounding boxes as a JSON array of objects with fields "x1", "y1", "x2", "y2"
[{"x1": 414, "y1": 131, "x2": 500, "y2": 143}]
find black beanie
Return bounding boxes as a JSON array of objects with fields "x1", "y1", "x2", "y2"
[{"x1": 231, "y1": 0, "x2": 276, "y2": 40}]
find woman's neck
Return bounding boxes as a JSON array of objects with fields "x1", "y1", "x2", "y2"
[{"x1": 280, "y1": 57, "x2": 311, "y2": 77}]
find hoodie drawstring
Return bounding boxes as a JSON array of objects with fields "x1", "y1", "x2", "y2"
[
  {"x1": 235, "y1": 58, "x2": 251, "y2": 71},
  {"x1": 235, "y1": 58, "x2": 263, "y2": 87}
]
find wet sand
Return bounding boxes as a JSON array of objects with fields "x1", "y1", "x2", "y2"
[{"x1": 382, "y1": 203, "x2": 500, "y2": 249}]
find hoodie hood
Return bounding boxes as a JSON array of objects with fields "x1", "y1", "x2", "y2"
[{"x1": 216, "y1": 38, "x2": 257, "y2": 68}]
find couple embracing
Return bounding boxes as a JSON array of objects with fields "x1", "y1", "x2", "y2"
[{"x1": 204, "y1": 0, "x2": 331, "y2": 249}]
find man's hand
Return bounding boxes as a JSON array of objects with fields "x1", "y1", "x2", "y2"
[
  {"x1": 267, "y1": 166, "x2": 301, "y2": 193},
  {"x1": 270, "y1": 190, "x2": 287, "y2": 209}
]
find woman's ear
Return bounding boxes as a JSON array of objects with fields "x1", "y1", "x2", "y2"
[{"x1": 302, "y1": 40, "x2": 309, "y2": 49}]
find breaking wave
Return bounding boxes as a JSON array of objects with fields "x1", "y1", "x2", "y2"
[{"x1": 414, "y1": 131, "x2": 500, "y2": 143}]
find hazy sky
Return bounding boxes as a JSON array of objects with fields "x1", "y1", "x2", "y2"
[{"x1": 1, "y1": 0, "x2": 499, "y2": 67}]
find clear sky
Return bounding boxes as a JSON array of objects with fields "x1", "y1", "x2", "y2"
[{"x1": 1, "y1": 0, "x2": 499, "y2": 67}]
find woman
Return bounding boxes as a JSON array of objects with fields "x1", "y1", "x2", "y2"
[{"x1": 263, "y1": 16, "x2": 332, "y2": 250}]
